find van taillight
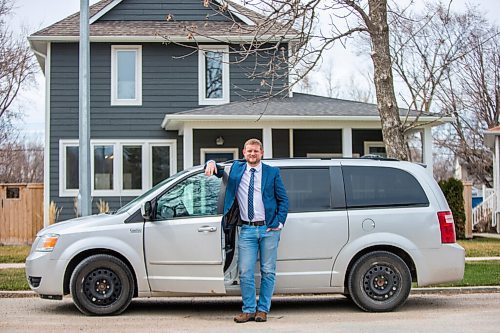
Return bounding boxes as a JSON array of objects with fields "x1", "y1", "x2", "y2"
[{"x1": 437, "y1": 211, "x2": 456, "y2": 243}]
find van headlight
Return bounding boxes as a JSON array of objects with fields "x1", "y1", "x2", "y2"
[{"x1": 36, "y1": 234, "x2": 60, "y2": 252}]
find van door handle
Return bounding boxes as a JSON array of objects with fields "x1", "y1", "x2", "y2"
[{"x1": 198, "y1": 226, "x2": 217, "y2": 232}]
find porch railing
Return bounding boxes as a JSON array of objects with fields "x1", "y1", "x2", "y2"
[{"x1": 472, "y1": 191, "x2": 497, "y2": 231}]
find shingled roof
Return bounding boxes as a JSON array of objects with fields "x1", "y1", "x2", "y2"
[
  {"x1": 30, "y1": 0, "x2": 296, "y2": 40},
  {"x1": 162, "y1": 93, "x2": 449, "y2": 129}
]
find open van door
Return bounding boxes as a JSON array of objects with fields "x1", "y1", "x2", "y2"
[{"x1": 144, "y1": 172, "x2": 226, "y2": 294}]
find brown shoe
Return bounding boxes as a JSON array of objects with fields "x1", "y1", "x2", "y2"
[
  {"x1": 255, "y1": 311, "x2": 267, "y2": 322},
  {"x1": 234, "y1": 312, "x2": 255, "y2": 323}
]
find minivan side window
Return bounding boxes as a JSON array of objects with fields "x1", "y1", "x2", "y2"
[
  {"x1": 155, "y1": 173, "x2": 222, "y2": 219},
  {"x1": 280, "y1": 168, "x2": 331, "y2": 212},
  {"x1": 343, "y1": 166, "x2": 429, "y2": 208}
]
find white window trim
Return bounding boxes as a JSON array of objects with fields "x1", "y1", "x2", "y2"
[
  {"x1": 200, "y1": 148, "x2": 239, "y2": 164},
  {"x1": 306, "y1": 153, "x2": 360, "y2": 158},
  {"x1": 59, "y1": 140, "x2": 79, "y2": 197},
  {"x1": 198, "y1": 45, "x2": 230, "y2": 105},
  {"x1": 59, "y1": 139, "x2": 177, "y2": 197},
  {"x1": 364, "y1": 141, "x2": 386, "y2": 156},
  {"x1": 111, "y1": 45, "x2": 142, "y2": 106}
]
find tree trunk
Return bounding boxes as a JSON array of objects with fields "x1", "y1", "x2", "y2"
[{"x1": 368, "y1": 0, "x2": 409, "y2": 160}]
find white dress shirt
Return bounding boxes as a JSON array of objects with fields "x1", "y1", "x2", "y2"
[{"x1": 236, "y1": 163, "x2": 265, "y2": 222}]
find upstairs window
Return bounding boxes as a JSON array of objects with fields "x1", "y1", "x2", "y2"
[
  {"x1": 111, "y1": 45, "x2": 142, "y2": 105},
  {"x1": 198, "y1": 45, "x2": 229, "y2": 105}
]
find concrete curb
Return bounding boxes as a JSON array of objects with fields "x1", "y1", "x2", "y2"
[
  {"x1": 2, "y1": 287, "x2": 500, "y2": 299},
  {"x1": 0, "y1": 291, "x2": 37, "y2": 298},
  {"x1": 411, "y1": 286, "x2": 500, "y2": 295}
]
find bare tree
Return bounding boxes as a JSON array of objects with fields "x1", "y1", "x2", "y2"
[
  {"x1": 0, "y1": 137, "x2": 43, "y2": 183},
  {"x1": 177, "y1": 1, "x2": 413, "y2": 159},
  {"x1": 436, "y1": 23, "x2": 499, "y2": 186},
  {"x1": 0, "y1": 0, "x2": 36, "y2": 130}
]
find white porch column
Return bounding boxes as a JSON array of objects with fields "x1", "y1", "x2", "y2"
[
  {"x1": 496, "y1": 136, "x2": 500, "y2": 232},
  {"x1": 422, "y1": 126, "x2": 433, "y2": 175},
  {"x1": 289, "y1": 129, "x2": 294, "y2": 157},
  {"x1": 183, "y1": 125, "x2": 193, "y2": 169},
  {"x1": 263, "y1": 127, "x2": 273, "y2": 158},
  {"x1": 342, "y1": 128, "x2": 353, "y2": 157}
]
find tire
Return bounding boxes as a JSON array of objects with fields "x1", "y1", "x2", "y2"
[
  {"x1": 70, "y1": 254, "x2": 134, "y2": 316},
  {"x1": 347, "y1": 251, "x2": 411, "y2": 312}
]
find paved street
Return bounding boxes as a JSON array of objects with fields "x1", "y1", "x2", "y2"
[{"x1": 1, "y1": 293, "x2": 499, "y2": 333}]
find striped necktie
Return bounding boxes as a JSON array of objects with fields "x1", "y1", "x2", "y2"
[{"x1": 248, "y1": 168, "x2": 256, "y2": 221}]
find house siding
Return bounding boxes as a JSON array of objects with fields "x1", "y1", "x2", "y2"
[
  {"x1": 99, "y1": 0, "x2": 242, "y2": 22},
  {"x1": 49, "y1": 41, "x2": 285, "y2": 221}
]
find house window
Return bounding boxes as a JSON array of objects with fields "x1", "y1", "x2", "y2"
[
  {"x1": 111, "y1": 45, "x2": 142, "y2": 106},
  {"x1": 93, "y1": 145, "x2": 115, "y2": 191},
  {"x1": 364, "y1": 141, "x2": 387, "y2": 158},
  {"x1": 59, "y1": 139, "x2": 176, "y2": 197},
  {"x1": 151, "y1": 145, "x2": 171, "y2": 187},
  {"x1": 198, "y1": 45, "x2": 229, "y2": 105},
  {"x1": 6, "y1": 187, "x2": 20, "y2": 199},
  {"x1": 122, "y1": 145, "x2": 142, "y2": 190},
  {"x1": 200, "y1": 148, "x2": 238, "y2": 164}
]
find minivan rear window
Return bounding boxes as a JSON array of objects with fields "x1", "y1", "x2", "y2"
[
  {"x1": 280, "y1": 168, "x2": 331, "y2": 212},
  {"x1": 343, "y1": 166, "x2": 429, "y2": 208}
]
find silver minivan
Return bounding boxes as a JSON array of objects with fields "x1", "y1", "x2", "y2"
[{"x1": 26, "y1": 158, "x2": 465, "y2": 315}]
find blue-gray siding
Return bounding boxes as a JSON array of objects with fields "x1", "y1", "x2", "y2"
[
  {"x1": 49, "y1": 41, "x2": 284, "y2": 221},
  {"x1": 100, "y1": 0, "x2": 242, "y2": 22}
]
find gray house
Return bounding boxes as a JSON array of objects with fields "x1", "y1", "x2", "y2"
[{"x1": 29, "y1": 0, "x2": 447, "y2": 224}]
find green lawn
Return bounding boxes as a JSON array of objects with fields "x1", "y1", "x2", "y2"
[
  {"x1": 430, "y1": 261, "x2": 500, "y2": 287},
  {"x1": 457, "y1": 236, "x2": 500, "y2": 257},
  {"x1": 0, "y1": 246, "x2": 31, "y2": 263},
  {"x1": 0, "y1": 269, "x2": 29, "y2": 291}
]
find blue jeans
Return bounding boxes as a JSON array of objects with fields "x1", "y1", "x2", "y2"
[{"x1": 238, "y1": 224, "x2": 281, "y2": 313}]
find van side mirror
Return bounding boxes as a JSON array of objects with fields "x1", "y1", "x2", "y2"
[{"x1": 141, "y1": 201, "x2": 153, "y2": 221}]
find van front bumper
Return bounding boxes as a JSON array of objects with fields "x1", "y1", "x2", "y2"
[{"x1": 25, "y1": 250, "x2": 68, "y2": 297}]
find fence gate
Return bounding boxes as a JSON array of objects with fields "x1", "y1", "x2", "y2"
[{"x1": 0, "y1": 183, "x2": 44, "y2": 245}]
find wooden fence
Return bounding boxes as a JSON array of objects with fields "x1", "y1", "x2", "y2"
[{"x1": 0, "y1": 183, "x2": 44, "y2": 245}]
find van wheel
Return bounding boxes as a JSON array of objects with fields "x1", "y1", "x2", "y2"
[
  {"x1": 348, "y1": 251, "x2": 411, "y2": 312},
  {"x1": 70, "y1": 254, "x2": 134, "y2": 315}
]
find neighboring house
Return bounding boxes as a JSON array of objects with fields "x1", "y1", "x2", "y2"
[
  {"x1": 28, "y1": 0, "x2": 449, "y2": 224},
  {"x1": 483, "y1": 126, "x2": 500, "y2": 233}
]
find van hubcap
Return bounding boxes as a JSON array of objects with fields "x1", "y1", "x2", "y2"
[
  {"x1": 363, "y1": 264, "x2": 399, "y2": 301},
  {"x1": 83, "y1": 268, "x2": 122, "y2": 306}
]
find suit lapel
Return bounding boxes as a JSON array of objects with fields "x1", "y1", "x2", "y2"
[{"x1": 261, "y1": 163, "x2": 269, "y2": 194}]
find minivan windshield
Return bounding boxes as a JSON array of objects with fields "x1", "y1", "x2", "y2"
[{"x1": 115, "y1": 167, "x2": 197, "y2": 215}]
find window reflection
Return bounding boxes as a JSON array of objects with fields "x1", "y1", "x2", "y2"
[
  {"x1": 117, "y1": 50, "x2": 136, "y2": 99},
  {"x1": 155, "y1": 173, "x2": 221, "y2": 220},
  {"x1": 205, "y1": 51, "x2": 223, "y2": 99},
  {"x1": 123, "y1": 146, "x2": 142, "y2": 190},
  {"x1": 94, "y1": 145, "x2": 114, "y2": 190}
]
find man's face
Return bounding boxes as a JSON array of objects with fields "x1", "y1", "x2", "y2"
[{"x1": 243, "y1": 143, "x2": 263, "y2": 167}]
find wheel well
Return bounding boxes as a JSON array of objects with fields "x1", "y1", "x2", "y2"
[
  {"x1": 63, "y1": 249, "x2": 139, "y2": 298},
  {"x1": 344, "y1": 245, "x2": 417, "y2": 290}
]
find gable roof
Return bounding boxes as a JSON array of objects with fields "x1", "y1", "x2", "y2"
[
  {"x1": 29, "y1": 0, "x2": 296, "y2": 41},
  {"x1": 161, "y1": 93, "x2": 452, "y2": 129}
]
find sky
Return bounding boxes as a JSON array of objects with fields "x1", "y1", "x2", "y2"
[{"x1": 7, "y1": 0, "x2": 500, "y2": 141}]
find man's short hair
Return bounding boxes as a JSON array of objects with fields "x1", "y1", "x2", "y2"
[{"x1": 244, "y1": 138, "x2": 263, "y2": 150}]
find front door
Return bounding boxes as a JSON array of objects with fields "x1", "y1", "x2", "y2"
[{"x1": 144, "y1": 172, "x2": 225, "y2": 293}]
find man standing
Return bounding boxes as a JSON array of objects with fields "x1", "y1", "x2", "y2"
[{"x1": 204, "y1": 138, "x2": 288, "y2": 323}]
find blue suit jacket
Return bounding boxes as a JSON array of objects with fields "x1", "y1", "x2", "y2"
[{"x1": 213, "y1": 160, "x2": 289, "y2": 228}]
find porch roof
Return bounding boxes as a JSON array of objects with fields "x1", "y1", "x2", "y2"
[{"x1": 162, "y1": 93, "x2": 453, "y2": 130}]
